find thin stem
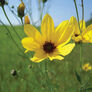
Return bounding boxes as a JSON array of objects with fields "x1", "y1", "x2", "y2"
[
  {"x1": 0, "y1": 19, "x2": 23, "y2": 53},
  {"x1": 81, "y1": 0, "x2": 84, "y2": 27},
  {"x1": 73, "y1": 0, "x2": 83, "y2": 69},
  {"x1": 45, "y1": 61, "x2": 54, "y2": 92},
  {"x1": 73, "y1": 0, "x2": 81, "y2": 31},
  {"x1": 0, "y1": 19, "x2": 30, "y2": 62},
  {"x1": 40, "y1": 3, "x2": 44, "y2": 22},
  {"x1": 80, "y1": 42, "x2": 82, "y2": 69},
  {"x1": 21, "y1": 17, "x2": 23, "y2": 25},
  {"x1": 2, "y1": 6, "x2": 21, "y2": 40},
  {"x1": 20, "y1": 17, "x2": 24, "y2": 33},
  {"x1": 8, "y1": 5, "x2": 21, "y2": 24}
]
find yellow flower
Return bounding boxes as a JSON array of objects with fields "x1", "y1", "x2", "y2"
[
  {"x1": 71, "y1": 17, "x2": 92, "y2": 43},
  {"x1": 24, "y1": 15, "x2": 30, "y2": 24},
  {"x1": 22, "y1": 14, "x2": 75, "y2": 63},
  {"x1": 82, "y1": 63, "x2": 92, "y2": 72}
]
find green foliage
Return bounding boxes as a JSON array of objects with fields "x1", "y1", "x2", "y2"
[{"x1": 0, "y1": 25, "x2": 92, "y2": 92}]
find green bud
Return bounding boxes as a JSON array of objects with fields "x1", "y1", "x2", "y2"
[
  {"x1": 42, "y1": 0, "x2": 47, "y2": 3},
  {"x1": 0, "y1": 0, "x2": 5, "y2": 6},
  {"x1": 17, "y1": 2, "x2": 25, "y2": 18}
]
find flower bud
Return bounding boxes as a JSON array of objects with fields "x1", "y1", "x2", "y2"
[
  {"x1": 0, "y1": 0, "x2": 5, "y2": 6},
  {"x1": 42, "y1": 0, "x2": 47, "y2": 3},
  {"x1": 24, "y1": 15, "x2": 30, "y2": 24},
  {"x1": 17, "y1": 2, "x2": 25, "y2": 18}
]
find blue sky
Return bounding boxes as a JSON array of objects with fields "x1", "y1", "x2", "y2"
[{"x1": 0, "y1": 0, "x2": 92, "y2": 26}]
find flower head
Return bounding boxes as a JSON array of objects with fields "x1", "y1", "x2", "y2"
[
  {"x1": 82, "y1": 63, "x2": 92, "y2": 72},
  {"x1": 71, "y1": 17, "x2": 92, "y2": 43},
  {"x1": 22, "y1": 14, "x2": 75, "y2": 63},
  {"x1": 17, "y1": 1, "x2": 25, "y2": 18},
  {"x1": 24, "y1": 15, "x2": 30, "y2": 24}
]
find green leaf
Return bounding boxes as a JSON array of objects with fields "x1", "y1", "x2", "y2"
[{"x1": 75, "y1": 70, "x2": 81, "y2": 84}]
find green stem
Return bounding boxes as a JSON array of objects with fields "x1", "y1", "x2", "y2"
[
  {"x1": 0, "y1": 20, "x2": 30, "y2": 62},
  {"x1": 81, "y1": 0, "x2": 84, "y2": 28},
  {"x1": 8, "y1": 5, "x2": 21, "y2": 24},
  {"x1": 2, "y1": 6, "x2": 21, "y2": 40},
  {"x1": 0, "y1": 19, "x2": 23, "y2": 53},
  {"x1": 45, "y1": 61, "x2": 54, "y2": 92},
  {"x1": 40, "y1": 3, "x2": 44, "y2": 22},
  {"x1": 73, "y1": 0, "x2": 81, "y2": 31},
  {"x1": 73, "y1": 0, "x2": 83, "y2": 68},
  {"x1": 20, "y1": 17, "x2": 24, "y2": 32}
]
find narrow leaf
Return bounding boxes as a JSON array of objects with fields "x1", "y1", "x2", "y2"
[{"x1": 75, "y1": 70, "x2": 81, "y2": 84}]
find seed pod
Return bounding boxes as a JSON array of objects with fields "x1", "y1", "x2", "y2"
[
  {"x1": 17, "y1": 2, "x2": 25, "y2": 18},
  {"x1": 24, "y1": 15, "x2": 30, "y2": 24}
]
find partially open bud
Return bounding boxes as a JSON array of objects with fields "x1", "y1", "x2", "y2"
[
  {"x1": 24, "y1": 15, "x2": 30, "y2": 24},
  {"x1": 42, "y1": 0, "x2": 47, "y2": 3},
  {"x1": 17, "y1": 2, "x2": 25, "y2": 18},
  {"x1": 0, "y1": 0, "x2": 5, "y2": 6}
]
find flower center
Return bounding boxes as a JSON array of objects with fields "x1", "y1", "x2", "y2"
[
  {"x1": 75, "y1": 34, "x2": 79, "y2": 37},
  {"x1": 43, "y1": 41, "x2": 56, "y2": 53}
]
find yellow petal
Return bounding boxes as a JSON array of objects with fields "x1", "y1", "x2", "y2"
[
  {"x1": 70, "y1": 16, "x2": 80, "y2": 35},
  {"x1": 57, "y1": 43, "x2": 75, "y2": 56},
  {"x1": 21, "y1": 37, "x2": 40, "y2": 51},
  {"x1": 49, "y1": 56, "x2": 64, "y2": 61},
  {"x1": 79, "y1": 20, "x2": 86, "y2": 32},
  {"x1": 31, "y1": 57, "x2": 46, "y2": 63},
  {"x1": 24, "y1": 24, "x2": 44, "y2": 44},
  {"x1": 24, "y1": 24, "x2": 38, "y2": 37},
  {"x1": 54, "y1": 20, "x2": 69, "y2": 44},
  {"x1": 41, "y1": 14, "x2": 54, "y2": 42},
  {"x1": 24, "y1": 15, "x2": 30, "y2": 24},
  {"x1": 24, "y1": 49, "x2": 29, "y2": 53},
  {"x1": 87, "y1": 24, "x2": 92, "y2": 32},
  {"x1": 56, "y1": 21, "x2": 74, "y2": 46},
  {"x1": 31, "y1": 48, "x2": 47, "y2": 63},
  {"x1": 83, "y1": 30, "x2": 92, "y2": 43}
]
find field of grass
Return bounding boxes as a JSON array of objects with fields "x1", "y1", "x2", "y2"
[{"x1": 0, "y1": 25, "x2": 92, "y2": 92}]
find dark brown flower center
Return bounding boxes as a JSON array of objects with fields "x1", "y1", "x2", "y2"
[
  {"x1": 43, "y1": 41, "x2": 56, "y2": 53},
  {"x1": 75, "y1": 34, "x2": 79, "y2": 37}
]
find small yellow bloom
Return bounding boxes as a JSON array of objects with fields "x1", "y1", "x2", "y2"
[
  {"x1": 17, "y1": 2, "x2": 25, "y2": 18},
  {"x1": 71, "y1": 16, "x2": 92, "y2": 43},
  {"x1": 82, "y1": 63, "x2": 92, "y2": 72},
  {"x1": 24, "y1": 15, "x2": 30, "y2": 24},
  {"x1": 22, "y1": 14, "x2": 75, "y2": 63}
]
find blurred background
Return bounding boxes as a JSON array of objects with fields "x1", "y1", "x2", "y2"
[{"x1": 0, "y1": 0, "x2": 92, "y2": 26}]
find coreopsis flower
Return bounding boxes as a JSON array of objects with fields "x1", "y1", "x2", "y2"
[
  {"x1": 71, "y1": 17, "x2": 92, "y2": 43},
  {"x1": 24, "y1": 15, "x2": 30, "y2": 24},
  {"x1": 82, "y1": 63, "x2": 92, "y2": 72},
  {"x1": 17, "y1": 1, "x2": 25, "y2": 18},
  {"x1": 22, "y1": 14, "x2": 75, "y2": 63}
]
